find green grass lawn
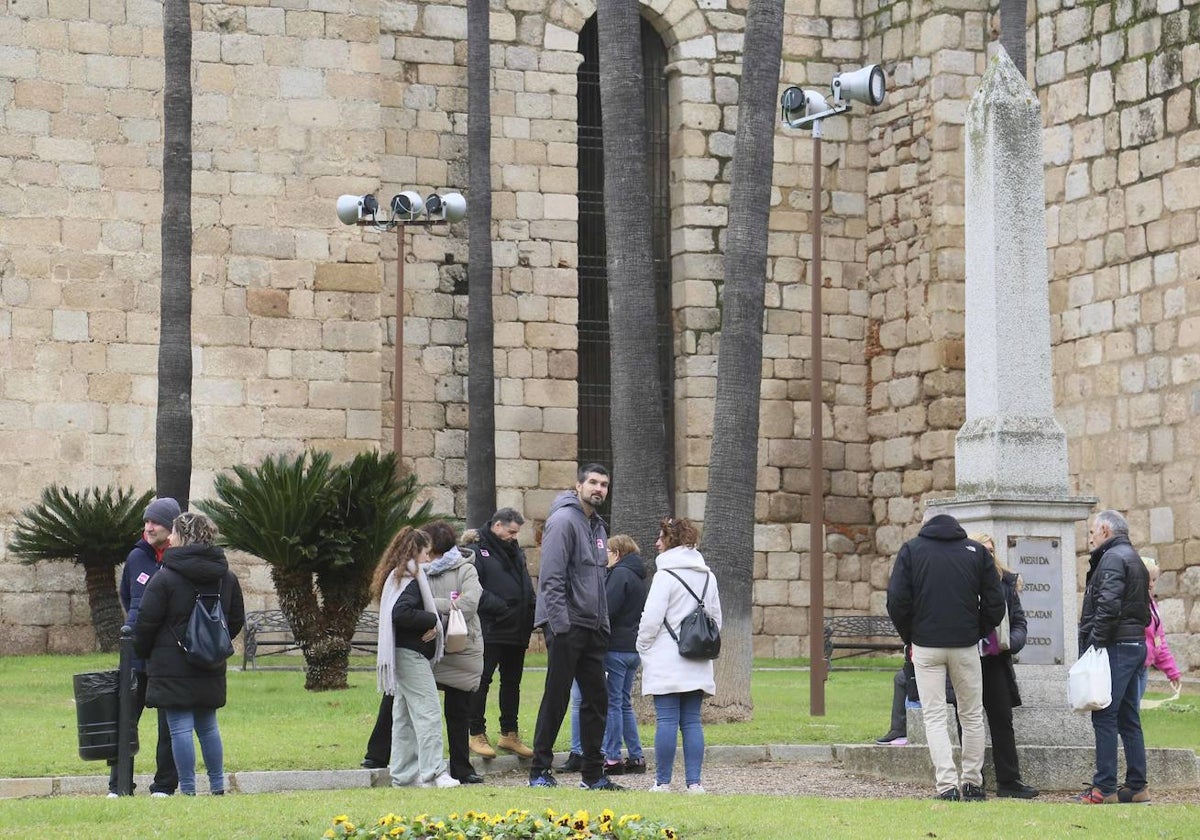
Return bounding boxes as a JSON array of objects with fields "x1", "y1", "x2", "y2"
[{"x1": 2, "y1": 654, "x2": 1199, "y2": 839}]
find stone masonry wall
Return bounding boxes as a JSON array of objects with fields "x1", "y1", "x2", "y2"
[{"x1": 1038, "y1": 0, "x2": 1200, "y2": 667}]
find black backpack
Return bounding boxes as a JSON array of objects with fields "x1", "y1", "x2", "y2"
[
  {"x1": 661, "y1": 569, "x2": 721, "y2": 660},
  {"x1": 172, "y1": 585, "x2": 235, "y2": 670}
]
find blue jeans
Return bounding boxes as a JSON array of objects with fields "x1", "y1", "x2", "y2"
[
  {"x1": 569, "y1": 680, "x2": 582, "y2": 754},
  {"x1": 165, "y1": 708, "x2": 224, "y2": 795},
  {"x1": 1091, "y1": 641, "x2": 1147, "y2": 795},
  {"x1": 602, "y1": 651, "x2": 643, "y2": 762},
  {"x1": 653, "y1": 690, "x2": 704, "y2": 786}
]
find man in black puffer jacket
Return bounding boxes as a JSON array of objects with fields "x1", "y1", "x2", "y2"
[
  {"x1": 887, "y1": 510, "x2": 1005, "y2": 802},
  {"x1": 467, "y1": 508, "x2": 537, "y2": 760},
  {"x1": 1074, "y1": 509, "x2": 1151, "y2": 805}
]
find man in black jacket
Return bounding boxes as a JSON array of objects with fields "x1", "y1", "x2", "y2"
[
  {"x1": 1075, "y1": 509, "x2": 1151, "y2": 805},
  {"x1": 887, "y1": 510, "x2": 1006, "y2": 802},
  {"x1": 468, "y1": 508, "x2": 536, "y2": 760}
]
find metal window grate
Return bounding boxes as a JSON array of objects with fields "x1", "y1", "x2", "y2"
[{"x1": 576, "y1": 16, "x2": 674, "y2": 498}]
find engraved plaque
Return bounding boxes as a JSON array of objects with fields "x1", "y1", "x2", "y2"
[{"x1": 1009, "y1": 536, "x2": 1063, "y2": 665}]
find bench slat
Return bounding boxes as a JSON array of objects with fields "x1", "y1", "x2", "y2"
[{"x1": 243, "y1": 609, "x2": 380, "y2": 670}]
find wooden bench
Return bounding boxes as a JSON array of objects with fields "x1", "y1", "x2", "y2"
[
  {"x1": 823, "y1": 615, "x2": 904, "y2": 668},
  {"x1": 242, "y1": 609, "x2": 380, "y2": 670}
]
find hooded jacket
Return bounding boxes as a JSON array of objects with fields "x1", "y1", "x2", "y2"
[
  {"x1": 133, "y1": 543, "x2": 245, "y2": 710},
  {"x1": 886, "y1": 514, "x2": 1006, "y2": 648},
  {"x1": 636, "y1": 546, "x2": 721, "y2": 696},
  {"x1": 605, "y1": 552, "x2": 648, "y2": 652},
  {"x1": 1078, "y1": 534, "x2": 1150, "y2": 653},
  {"x1": 534, "y1": 491, "x2": 609, "y2": 636},
  {"x1": 471, "y1": 528, "x2": 536, "y2": 646},
  {"x1": 425, "y1": 546, "x2": 485, "y2": 692}
]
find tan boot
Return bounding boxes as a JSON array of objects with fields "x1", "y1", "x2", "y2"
[
  {"x1": 497, "y1": 730, "x2": 534, "y2": 758},
  {"x1": 469, "y1": 733, "x2": 496, "y2": 759}
]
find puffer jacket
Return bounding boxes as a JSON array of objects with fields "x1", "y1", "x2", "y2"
[
  {"x1": 119, "y1": 538, "x2": 164, "y2": 670},
  {"x1": 534, "y1": 491, "x2": 609, "y2": 636},
  {"x1": 1078, "y1": 534, "x2": 1150, "y2": 654},
  {"x1": 886, "y1": 514, "x2": 1006, "y2": 648},
  {"x1": 470, "y1": 528, "x2": 536, "y2": 646},
  {"x1": 636, "y1": 546, "x2": 721, "y2": 697},
  {"x1": 606, "y1": 552, "x2": 647, "y2": 652},
  {"x1": 425, "y1": 547, "x2": 485, "y2": 692},
  {"x1": 133, "y1": 544, "x2": 245, "y2": 710}
]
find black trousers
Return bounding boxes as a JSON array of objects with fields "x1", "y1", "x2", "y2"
[
  {"x1": 530, "y1": 626, "x2": 608, "y2": 784},
  {"x1": 364, "y1": 687, "x2": 477, "y2": 781},
  {"x1": 980, "y1": 655, "x2": 1020, "y2": 785},
  {"x1": 469, "y1": 642, "x2": 527, "y2": 735},
  {"x1": 107, "y1": 670, "x2": 178, "y2": 794}
]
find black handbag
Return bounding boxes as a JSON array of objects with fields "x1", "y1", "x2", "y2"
[
  {"x1": 661, "y1": 569, "x2": 721, "y2": 660},
  {"x1": 171, "y1": 587, "x2": 235, "y2": 670}
]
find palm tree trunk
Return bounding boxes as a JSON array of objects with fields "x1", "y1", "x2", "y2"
[
  {"x1": 466, "y1": 0, "x2": 497, "y2": 528},
  {"x1": 82, "y1": 561, "x2": 124, "y2": 652},
  {"x1": 998, "y1": 0, "x2": 1028, "y2": 77},
  {"x1": 702, "y1": 0, "x2": 785, "y2": 722},
  {"x1": 157, "y1": 0, "x2": 194, "y2": 508},
  {"x1": 596, "y1": 0, "x2": 670, "y2": 549}
]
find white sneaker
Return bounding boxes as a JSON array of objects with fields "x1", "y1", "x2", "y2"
[
  {"x1": 687, "y1": 783, "x2": 706, "y2": 794},
  {"x1": 106, "y1": 792, "x2": 119, "y2": 799},
  {"x1": 649, "y1": 782, "x2": 671, "y2": 792},
  {"x1": 150, "y1": 792, "x2": 170, "y2": 798},
  {"x1": 434, "y1": 772, "x2": 461, "y2": 789}
]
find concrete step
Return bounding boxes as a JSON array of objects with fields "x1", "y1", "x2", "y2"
[
  {"x1": 840, "y1": 744, "x2": 1199, "y2": 791},
  {"x1": 906, "y1": 706, "x2": 1093, "y2": 747}
]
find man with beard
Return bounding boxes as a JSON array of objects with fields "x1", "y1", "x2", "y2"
[
  {"x1": 467, "y1": 508, "x2": 536, "y2": 760},
  {"x1": 527, "y1": 464, "x2": 619, "y2": 790}
]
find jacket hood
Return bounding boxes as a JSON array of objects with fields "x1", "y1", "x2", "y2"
[
  {"x1": 1089, "y1": 533, "x2": 1131, "y2": 568},
  {"x1": 654, "y1": 545, "x2": 709, "y2": 572},
  {"x1": 549, "y1": 490, "x2": 584, "y2": 518},
  {"x1": 612, "y1": 551, "x2": 646, "y2": 579},
  {"x1": 427, "y1": 545, "x2": 474, "y2": 577},
  {"x1": 162, "y1": 543, "x2": 229, "y2": 585},
  {"x1": 917, "y1": 514, "x2": 968, "y2": 542}
]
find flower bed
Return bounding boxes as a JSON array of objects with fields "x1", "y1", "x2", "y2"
[{"x1": 322, "y1": 808, "x2": 678, "y2": 840}]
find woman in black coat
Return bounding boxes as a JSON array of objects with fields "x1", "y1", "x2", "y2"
[
  {"x1": 972, "y1": 533, "x2": 1038, "y2": 799},
  {"x1": 133, "y1": 512, "x2": 244, "y2": 796}
]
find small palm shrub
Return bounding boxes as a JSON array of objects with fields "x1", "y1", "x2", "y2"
[
  {"x1": 8, "y1": 486, "x2": 155, "y2": 651},
  {"x1": 199, "y1": 449, "x2": 439, "y2": 691}
]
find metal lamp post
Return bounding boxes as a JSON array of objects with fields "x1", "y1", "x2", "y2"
[
  {"x1": 336, "y1": 191, "x2": 466, "y2": 464},
  {"x1": 780, "y1": 64, "x2": 886, "y2": 716}
]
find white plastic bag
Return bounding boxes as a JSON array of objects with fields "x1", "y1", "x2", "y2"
[{"x1": 1068, "y1": 645, "x2": 1112, "y2": 712}]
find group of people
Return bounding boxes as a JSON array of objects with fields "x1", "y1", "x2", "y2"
[
  {"x1": 366, "y1": 463, "x2": 723, "y2": 793},
  {"x1": 886, "y1": 506, "x2": 1176, "y2": 805},
  {"x1": 109, "y1": 497, "x2": 245, "y2": 797}
]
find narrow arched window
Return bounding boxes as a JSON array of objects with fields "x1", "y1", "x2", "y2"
[{"x1": 576, "y1": 15, "x2": 674, "y2": 492}]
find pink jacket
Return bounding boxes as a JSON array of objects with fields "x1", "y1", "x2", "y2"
[{"x1": 1145, "y1": 598, "x2": 1181, "y2": 681}]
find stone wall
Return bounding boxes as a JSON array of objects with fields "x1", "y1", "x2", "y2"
[{"x1": 2, "y1": 0, "x2": 1198, "y2": 667}]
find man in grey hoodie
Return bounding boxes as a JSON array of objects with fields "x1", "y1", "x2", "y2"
[{"x1": 528, "y1": 463, "x2": 619, "y2": 790}]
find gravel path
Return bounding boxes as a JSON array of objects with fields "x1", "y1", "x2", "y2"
[{"x1": 483, "y1": 760, "x2": 1199, "y2": 803}]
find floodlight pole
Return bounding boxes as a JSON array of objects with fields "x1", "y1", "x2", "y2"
[
  {"x1": 809, "y1": 121, "x2": 826, "y2": 716},
  {"x1": 394, "y1": 223, "x2": 406, "y2": 464}
]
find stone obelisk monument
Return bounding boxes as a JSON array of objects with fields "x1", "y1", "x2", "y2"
[{"x1": 844, "y1": 47, "x2": 1196, "y2": 789}]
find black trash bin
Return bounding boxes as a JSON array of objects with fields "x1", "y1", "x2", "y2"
[{"x1": 74, "y1": 670, "x2": 139, "y2": 762}]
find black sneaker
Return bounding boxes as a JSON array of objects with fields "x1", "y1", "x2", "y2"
[
  {"x1": 622, "y1": 757, "x2": 647, "y2": 774},
  {"x1": 528, "y1": 770, "x2": 558, "y2": 788},
  {"x1": 555, "y1": 752, "x2": 583, "y2": 773},
  {"x1": 935, "y1": 787, "x2": 960, "y2": 801},
  {"x1": 603, "y1": 761, "x2": 625, "y2": 776},
  {"x1": 580, "y1": 776, "x2": 626, "y2": 791},
  {"x1": 361, "y1": 758, "x2": 387, "y2": 769},
  {"x1": 874, "y1": 730, "x2": 907, "y2": 745},
  {"x1": 996, "y1": 780, "x2": 1039, "y2": 799},
  {"x1": 961, "y1": 782, "x2": 986, "y2": 801}
]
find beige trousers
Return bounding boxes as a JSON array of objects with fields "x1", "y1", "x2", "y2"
[{"x1": 911, "y1": 643, "x2": 985, "y2": 794}]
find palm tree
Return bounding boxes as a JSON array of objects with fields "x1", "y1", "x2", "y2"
[
  {"x1": 999, "y1": 0, "x2": 1028, "y2": 77},
  {"x1": 157, "y1": 0, "x2": 194, "y2": 507},
  {"x1": 596, "y1": 1, "x2": 670, "y2": 550},
  {"x1": 199, "y1": 450, "x2": 437, "y2": 690},
  {"x1": 466, "y1": 0, "x2": 497, "y2": 528},
  {"x1": 9, "y1": 486, "x2": 156, "y2": 651},
  {"x1": 701, "y1": 0, "x2": 785, "y2": 721}
]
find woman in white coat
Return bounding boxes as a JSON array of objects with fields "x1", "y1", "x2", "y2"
[{"x1": 636, "y1": 517, "x2": 722, "y2": 793}]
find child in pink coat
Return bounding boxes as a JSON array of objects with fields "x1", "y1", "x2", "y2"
[{"x1": 1140, "y1": 557, "x2": 1182, "y2": 698}]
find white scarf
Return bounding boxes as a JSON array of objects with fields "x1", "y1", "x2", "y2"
[{"x1": 376, "y1": 561, "x2": 444, "y2": 695}]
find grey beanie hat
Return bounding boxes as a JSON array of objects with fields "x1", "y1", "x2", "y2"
[{"x1": 143, "y1": 497, "x2": 181, "y2": 528}]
